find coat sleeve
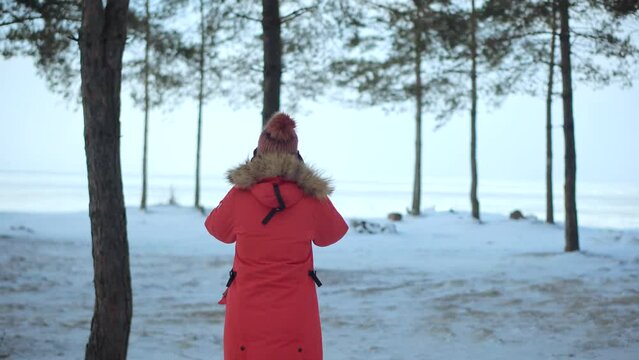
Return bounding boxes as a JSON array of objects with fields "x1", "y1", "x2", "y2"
[
  {"x1": 204, "y1": 188, "x2": 237, "y2": 244},
  {"x1": 312, "y1": 197, "x2": 349, "y2": 247}
]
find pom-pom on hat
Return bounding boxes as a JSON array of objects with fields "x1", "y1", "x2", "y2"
[{"x1": 257, "y1": 112, "x2": 299, "y2": 155}]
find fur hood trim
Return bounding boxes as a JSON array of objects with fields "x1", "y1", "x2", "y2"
[{"x1": 226, "y1": 153, "x2": 333, "y2": 198}]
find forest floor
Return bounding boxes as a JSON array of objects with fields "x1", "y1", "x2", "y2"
[{"x1": 1, "y1": 206, "x2": 638, "y2": 359}]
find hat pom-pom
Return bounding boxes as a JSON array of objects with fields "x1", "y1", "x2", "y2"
[{"x1": 265, "y1": 113, "x2": 296, "y2": 141}]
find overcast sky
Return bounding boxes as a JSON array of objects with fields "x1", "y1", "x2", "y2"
[{"x1": 1, "y1": 56, "x2": 638, "y2": 188}]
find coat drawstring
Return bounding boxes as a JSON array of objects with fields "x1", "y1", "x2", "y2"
[
  {"x1": 226, "y1": 269, "x2": 237, "y2": 287},
  {"x1": 262, "y1": 183, "x2": 286, "y2": 225},
  {"x1": 308, "y1": 270, "x2": 322, "y2": 287},
  {"x1": 224, "y1": 269, "x2": 322, "y2": 289},
  {"x1": 219, "y1": 269, "x2": 237, "y2": 305}
]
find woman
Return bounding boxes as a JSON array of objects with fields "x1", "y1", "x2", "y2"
[{"x1": 205, "y1": 112, "x2": 348, "y2": 359}]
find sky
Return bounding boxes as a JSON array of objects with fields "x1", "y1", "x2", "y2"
[{"x1": 1, "y1": 56, "x2": 638, "y2": 190}]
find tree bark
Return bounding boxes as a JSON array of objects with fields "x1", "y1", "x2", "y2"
[
  {"x1": 545, "y1": 1, "x2": 557, "y2": 224},
  {"x1": 262, "y1": 0, "x2": 281, "y2": 126},
  {"x1": 470, "y1": 0, "x2": 480, "y2": 220},
  {"x1": 79, "y1": 0, "x2": 132, "y2": 359},
  {"x1": 195, "y1": 0, "x2": 205, "y2": 211},
  {"x1": 140, "y1": 0, "x2": 150, "y2": 210},
  {"x1": 558, "y1": 0, "x2": 579, "y2": 251},
  {"x1": 410, "y1": 10, "x2": 424, "y2": 216}
]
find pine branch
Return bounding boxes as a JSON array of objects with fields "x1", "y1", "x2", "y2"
[
  {"x1": 280, "y1": 6, "x2": 317, "y2": 23},
  {"x1": 488, "y1": 30, "x2": 554, "y2": 43},
  {"x1": 0, "y1": 15, "x2": 45, "y2": 27},
  {"x1": 571, "y1": 30, "x2": 629, "y2": 44},
  {"x1": 231, "y1": 12, "x2": 260, "y2": 22}
]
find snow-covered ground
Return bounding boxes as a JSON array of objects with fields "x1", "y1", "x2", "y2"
[{"x1": 1, "y1": 206, "x2": 638, "y2": 359}]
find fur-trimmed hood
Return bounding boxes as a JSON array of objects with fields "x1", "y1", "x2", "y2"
[{"x1": 226, "y1": 153, "x2": 333, "y2": 199}]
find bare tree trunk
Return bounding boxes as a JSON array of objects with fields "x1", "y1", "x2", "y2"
[
  {"x1": 558, "y1": 0, "x2": 579, "y2": 251},
  {"x1": 80, "y1": 0, "x2": 132, "y2": 359},
  {"x1": 545, "y1": 1, "x2": 557, "y2": 224},
  {"x1": 410, "y1": 11, "x2": 424, "y2": 216},
  {"x1": 262, "y1": 0, "x2": 281, "y2": 126},
  {"x1": 470, "y1": 0, "x2": 480, "y2": 220},
  {"x1": 195, "y1": 0, "x2": 205, "y2": 211},
  {"x1": 140, "y1": 0, "x2": 150, "y2": 210}
]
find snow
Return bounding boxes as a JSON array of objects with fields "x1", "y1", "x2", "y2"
[{"x1": 1, "y1": 205, "x2": 638, "y2": 359}]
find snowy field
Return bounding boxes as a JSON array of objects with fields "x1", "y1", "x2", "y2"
[{"x1": 1, "y1": 206, "x2": 639, "y2": 359}]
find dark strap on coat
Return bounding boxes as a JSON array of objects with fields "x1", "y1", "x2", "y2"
[
  {"x1": 227, "y1": 269, "x2": 321, "y2": 288},
  {"x1": 226, "y1": 269, "x2": 237, "y2": 287},
  {"x1": 262, "y1": 183, "x2": 286, "y2": 225},
  {"x1": 308, "y1": 270, "x2": 322, "y2": 287}
]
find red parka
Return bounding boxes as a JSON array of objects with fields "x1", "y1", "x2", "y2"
[{"x1": 205, "y1": 153, "x2": 348, "y2": 360}]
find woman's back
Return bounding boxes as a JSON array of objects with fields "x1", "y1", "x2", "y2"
[{"x1": 205, "y1": 116, "x2": 348, "y2": 359}]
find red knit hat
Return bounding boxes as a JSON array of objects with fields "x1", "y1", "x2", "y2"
[{"x1": 257, "y1": 112, "x2": 298, "y2": 155}]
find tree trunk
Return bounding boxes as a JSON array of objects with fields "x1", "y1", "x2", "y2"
[
  {"x1": 545, "y1": 1, "x2": 557, "y2": 224},
  {"x1": 470, "y1": 0, "x2": 480, "y2": 220},
  {"x1": 195, "y1": 0, "x2": 205, "y2": 211},
  {"x1": 410, "y1": 13, "x2": 424, "y2": 216},
  {"x1": 140, "y1": 0, "x2": 150, "y2": 210},
  {"x1": 558, "y1": 0, "x2": 579, "y2": 251},
  {"x1": 79, "y1": 0, "x2": 132, "y2": 359},
  {"x1": 262, "y1": 0, "x2": 281, "y2": 126}
]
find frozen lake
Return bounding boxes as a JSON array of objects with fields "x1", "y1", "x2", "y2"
[{"x1": 0, "y1": 170, "x2": 637, "y2": 229}]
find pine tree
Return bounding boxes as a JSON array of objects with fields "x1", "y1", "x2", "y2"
[
  {"x1": 545, "y1": 1, "x2": 557, "y2": 225},
  {"x1": 125, "y1": 0, "x2": 191, "y2": 210},
  {"x1": 557, "y1": 0, "x2": 578, "y2": 251},
  {"x1": 331, "y1": 0, "x2": 470, "y2": 216},
  {"x1": 469, "y1": 0, "x2": 480, "y2": 220},
  {"x1": 262, "y1": 0, "x2": 282, "y2": 124},
  {"x1": 483, "y1": 0, "x2": 638, "y2": 250},
  {"x1": 187, "y1": 0, "x2": 233, "y2": 211},
  {"x1": 2, "y1": 1, "x2": 192, "y2": 212},
  {"x1": 1, "y1": 3, "x2": 133, "y2": 356},
  {"x1": 224, "y1": 0, "x2": 342, "y2": 126},
  {"x1": 79, "y1": 0, "x2": 132, "y2": 358}
]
